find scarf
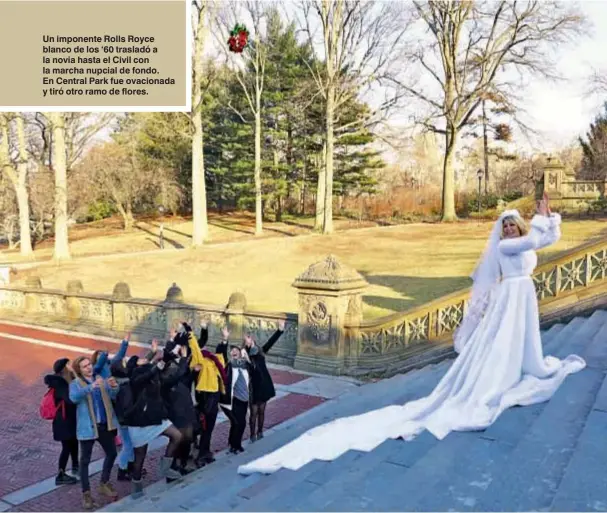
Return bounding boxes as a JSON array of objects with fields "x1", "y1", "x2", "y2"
[
  {"x1": 202, "y1": 349, "x2": 228, "y2": 386},
  {"x1": 77, "y1": 377, "x2": 115, "y2": 438}
]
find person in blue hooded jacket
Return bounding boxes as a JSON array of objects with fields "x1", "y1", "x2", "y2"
[{"x1": 91, "y1": 333, "x2": 135, "y2": 481}]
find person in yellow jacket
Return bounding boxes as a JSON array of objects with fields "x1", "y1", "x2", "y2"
[{"x1": 183, "y1": 321, "x2": 227, "y2": 467}]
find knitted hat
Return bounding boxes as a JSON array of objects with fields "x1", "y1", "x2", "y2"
[{"x1": 53, "y1": 358, "x2": 70, "y2": 374}]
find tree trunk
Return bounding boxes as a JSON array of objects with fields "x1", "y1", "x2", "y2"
[
  {"x1": 15, "y1": 116, "x2": 33, "y2": 257},
  {"x1": 482, "y1": 99, "x2": 489, "y2": 194},
  {"x1": 441, "y1": 127, "x2": 458, "y2": 222},
  {"x1": 273, "y1": 149, "x2": 282, "y2": 222},
  {"x1": 48, "y1": 113, "x2": 71, "y2": 260},
  {"x1": 191, "y1": 4, "x2": 209, "y2": 247},
  {"x1": 254, "y1": 106, "x2": 263, "y2": 236},
  {"x1": 323, "y1": 89, "x2": 335, "y2": 234},
  {"x1": 315, "y1": 144, "x2": 326, "y2": 231}
]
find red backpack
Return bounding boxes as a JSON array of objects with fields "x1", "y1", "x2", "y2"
[{"x1": 40, "y1": 388, "x2": 66, "y2": 421}]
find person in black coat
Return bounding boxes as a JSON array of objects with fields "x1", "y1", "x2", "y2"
[
  {"x1": 43, "y1": 358, "x2": 79, "y2": 485},
  {"x1": 216, "y1": 336, "x2": 253, "y2": 453},
  {"x1": 159, "y1": 342, "x2": 198, "y2": 474},
  {"x1": 243, "y1": 321, "x2": 285, "y2": 441}
]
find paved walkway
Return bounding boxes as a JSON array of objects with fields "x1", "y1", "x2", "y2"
[{"x1": 0, "y1": 321, "x2": 360, "y2": 512}]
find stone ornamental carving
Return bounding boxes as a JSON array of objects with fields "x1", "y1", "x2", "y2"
[
  {"x1": 293, "y1": 254, "x2": 368, "y2": 291},
  {"x1": 308, "y1": 299, "x2": 330, "y2": 343}
]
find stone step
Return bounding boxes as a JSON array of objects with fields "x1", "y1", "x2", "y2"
[
  {"x1": 579, "y1": 311, "x2": 607, "y2": 371},
  {"x1": 551, "y1": 310, "x2": 607, "y2": 359},
  {"x1": 321, "y1": 431, "x2": 486, "y2": 511},
  {"x1": 548, "y1": 318, "x2": 607, "y2": 512},
  {"x1": 542, "y1": 316, "x2": 586, "y2": 356},
  {"x1": 179, "y1": 363, "x2": 453, "y2": 512},
  {"x1": 266, "y1": 365, "x2": 454, "y2": 512},
  {"x1": 473, "y1": 342, "x2": 604, "y2": 511},
  {"x1": 405, "y1": 315, "x2": 603, "y2": 512},
  {"x1": 542, "y1": 323, "x2": 565, "y2": 347},
  {"x1": 102, "y1": 365, "x2": 440, "y2": 512}
]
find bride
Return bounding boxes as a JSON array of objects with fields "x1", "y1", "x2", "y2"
[{"x1": 238, "y1": 196, "x2": 586, "y2": 475}]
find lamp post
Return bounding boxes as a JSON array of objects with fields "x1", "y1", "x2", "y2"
[
  {"x1": 477, "y1": 168, "x2": 483, "y2": 214},
  {"x1": 157, "y1": 205, "x2": 165, "y2": 249}
]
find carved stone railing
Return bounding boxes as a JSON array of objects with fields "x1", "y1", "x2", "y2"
[
  {"x1": 0, "y1": 280, "x2": 298, "y2": 367},
  {"x1": 2, "y1": 240, "x2": 607, "y2": 378},
  {"x1": 343, "y1": 237, "x2": 607, "y2": 375}
]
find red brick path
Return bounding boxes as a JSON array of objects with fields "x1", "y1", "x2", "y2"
[{"x1": 0, "y1": 322, "x2": 323, "y2": 512}]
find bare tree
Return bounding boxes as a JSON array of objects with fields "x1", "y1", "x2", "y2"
[
  {"x1": 44, "y1": 112, "x2": 71, "y2": 261},
  {"x1": 78, "y1": 141, "x2": 159, "y2": 230},
  {"x1": 191, "y1": 0, "x2": 216, "y2": 246},
  {"x1": 28, "y1": 113, "x2": 114, "y2": 172},
  {"x1": 0, "y1": 114, "x2": 33, "y2": 257},
  {"x1": 298, "y1": 0, "x2": 409, "y2": 234},
  {"x1": 398, "y1": 0, "x2": 584, "y2": 221},
  {"x1": 215, "y1": 0, "x2": 271, "y2": 236}
]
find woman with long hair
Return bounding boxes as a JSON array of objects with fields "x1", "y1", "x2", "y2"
[
  {"x1": 43, "y1": 358, "x2": 79, "y2": 486},
  {"x1": 69, "y1": 356, "x2": 120, "y2": 510},
  {"x1": 243, "y1": 321, "x2": 285, "y2": 441}
]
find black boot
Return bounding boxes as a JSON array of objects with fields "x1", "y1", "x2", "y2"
[
  {"x1": 55, "y1": 470, "x2": 78, "y2": 486},
  {"x1": 117, "y1": 468, "x2": 131, "y2": 481}
]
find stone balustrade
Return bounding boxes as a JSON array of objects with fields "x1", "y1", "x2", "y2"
[{"x1": 1, "y1": 237, "x2": 607, "y2": 378}]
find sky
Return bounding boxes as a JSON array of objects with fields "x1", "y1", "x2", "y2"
[
  {"x1": 98, "y1": 1, "x2": 607, "y2": 160},
  {"x1": 520, "y1": 0, "x2": 607, "y2": 152}
]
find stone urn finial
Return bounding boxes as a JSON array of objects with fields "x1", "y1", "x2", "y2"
[
  {"x1": 293, "y1": 254, "x2": 368, "y2": 291},
  {"x1": 227, "y1": 291, "x2": 247, "y2": 312},
  {"x1": 165, "y1": 282, "x2": 184, "y2": 303},
  {"x1": 112, "y1": 282, "x2": 131, "y2": 301},
  {"x1": 66, "y1": 280, "x2": 83, "y2": 294}
]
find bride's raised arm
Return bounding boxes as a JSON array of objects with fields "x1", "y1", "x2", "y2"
[{"x1": 499, "y1": 212, "x2": 561, "y2": 255}]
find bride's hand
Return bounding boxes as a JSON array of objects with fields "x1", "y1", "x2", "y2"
[{"x1": 537, "y1": 198, "x2": 549, "y2": 217}]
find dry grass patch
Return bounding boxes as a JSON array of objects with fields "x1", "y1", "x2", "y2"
[{"x1": 11, "y1": 218, "x2": 606, "y2": 320}]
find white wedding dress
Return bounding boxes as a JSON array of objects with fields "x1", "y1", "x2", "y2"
[{"x1": 238, "y1": 212, "x2": 586, "y2": 476}]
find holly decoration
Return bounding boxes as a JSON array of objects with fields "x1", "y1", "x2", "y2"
[{"x1": 228, "y1": 23, "x2": 249, "y2": 53}]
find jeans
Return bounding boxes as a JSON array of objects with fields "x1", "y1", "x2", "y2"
[
  {"x1": 117, "y1": 425, "x2": 134, "y2": 470},
  {"x1": 79, "y1": 424, "x2": 117, "y2": 492}
]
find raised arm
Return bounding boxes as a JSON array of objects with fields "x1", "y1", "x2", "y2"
[
  {"x1": 93, "y1": 352, "x2": 108, "y2": 375},
  {"x1": 262, "y1": 329, "x2": 284, "y2": 354},
  {"x1": 499, "y1": 213, "x2": 561, "y2": 256},
  {"x1": 110, "y1": 336, "x2": 130, "y2": 364},
  {"x1": 188, "y1": 331, "x2": 204, "y2": 369}
]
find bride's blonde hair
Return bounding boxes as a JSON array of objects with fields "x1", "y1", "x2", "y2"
[{"x1": 501, "y1": 215, "x2": 528, "y2": 239}]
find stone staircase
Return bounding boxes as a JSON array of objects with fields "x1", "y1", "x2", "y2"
[{"x1": 103, "y1": 310, "x2": 607, "y2": 512}]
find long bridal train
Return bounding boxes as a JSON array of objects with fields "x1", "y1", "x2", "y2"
[{"x1": 237, "y1": 210, "x2": 585, "y2": 476}]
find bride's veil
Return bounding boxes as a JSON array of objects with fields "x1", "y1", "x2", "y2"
[{"x1": 453, "y1": 209, "x2": 522, "y2": 353}]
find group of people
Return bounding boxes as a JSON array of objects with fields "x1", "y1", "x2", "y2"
[{"x1": 42, "y1": 320, "x2": 285, "y2": 509}]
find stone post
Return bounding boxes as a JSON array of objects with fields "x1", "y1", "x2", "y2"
[
  {"x1": 225, "y1": 291, "x2": 247, "y2": 344},
  {"x1": 163, "y1": 282, "x2": 185, "y2": 335},
  {"x1": 542, "y1": 156, "x2": 565, "y2": 200},
  {"x1": 112, "y1": 282, "x2": 131, "y2": 332},
  {"x1": 24, "y1": 275, "x2": 42, "y2": 313},
  {"x1": 292, "y1": 255, "x2": 368, "y2": 375},
  {"x1": 66, "y1": 280, "x2": 83, "y2": 322}
]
